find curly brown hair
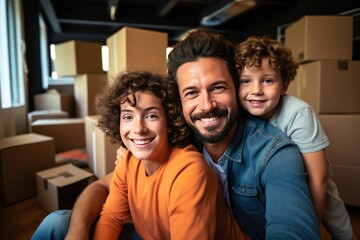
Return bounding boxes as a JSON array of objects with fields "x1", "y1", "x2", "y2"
[
  {"x1": 234, "y1": 36, "x2": 299, "y2": 84},
  {"x1": 95, "y1": 71, "x2": 190, "y2": 148}
]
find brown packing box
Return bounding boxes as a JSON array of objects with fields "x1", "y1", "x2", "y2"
[
  {"x1": 319, "y1": 114, "x2": 360, "y2": 206},
  {"x1": 27, "y1": 110, "x2": 69, "y2": 132},
  {"x1": 85, "y1": 116, "x2": 118, "y2": 178},
  {"x1": 287, "y1": 60, "x2": 360, "y2": 114},
  {"x1": 54, "y1": 40, "x2": 103, "y2": 77},
  {"x1": 106, "y1": 27, "x2": 168, "y2": 82},
  {"x1": 285, "y1": 15, "x2": 353, "y2": 63},
  {"x1": 36, "y1": 163, "x2": 93, "y2": 213},
  {"x1": 34, "y1": 90, "x2": 75, "y2": 117},
  {"x1": 31, "y1": 119, "x2": 86, "y2": 153},
  {"x1": 0, "y1": 133, "x2": 55, "y2": 205},
  {"x1": 74, "y1": 74, "x2": 107, "y2": 118}
]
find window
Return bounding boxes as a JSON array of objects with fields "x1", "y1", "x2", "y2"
[{"x1": 0, "y1": 0, "x2": 25, "y2": 109}]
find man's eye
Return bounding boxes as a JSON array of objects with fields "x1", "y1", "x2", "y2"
[
  {"x1": 212, "y1": 86, "x2": 226, "y2": 93},
  {"x1": 183, "y1": 91, "x2": 199, "y2": 99}
]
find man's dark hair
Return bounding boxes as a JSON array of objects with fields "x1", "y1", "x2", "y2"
[{"x1": 167, "y1": 30, "x2": 239, "y2": 91}]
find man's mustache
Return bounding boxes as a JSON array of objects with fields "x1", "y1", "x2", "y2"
[{"x1": 190, "y1": 108, "x2": 228, "y2": 122}]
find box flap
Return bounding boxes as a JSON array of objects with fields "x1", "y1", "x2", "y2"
[
  {"x1": 32, "y1": 118, "x2": 84, "y2": 126},
  {"x1": 0, "y1": 133, "x2": 53, "y2": 150},
  {"x1": 36, "y1": 164, "x2": 93, "y2": 188}
]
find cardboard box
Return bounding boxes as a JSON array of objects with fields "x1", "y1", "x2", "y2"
[
  {"x1": 34, "y1": 90, "x2": 75, "y2": 117},
  {"x1": 331, "y1": 165, "x2": 360, "y2": 207},
  {"x1": 36, "y1": 163, "x2": 93, "y2": 213},
  {"x1": 74, "y1": 74, "x2": 107, "y2": 118},
  {"x1": 0, "y1": 133, "x2": 55, "y2": 205},
  {"x1": 54, "y1": 40, "x2": 103, "y2": 77},
  {"x1": 85, "y1": 116, "x2": 118, "y2": 178},
  {"x1": 31, "y1": 119, "x2": 85, "y2": 153},
  {"x1": 285, "y1": 15, "x2": 353, "y2": 63},
  {"x1": 319, "y1": 114, "x2": 360, "y2": 206},
  {"x1": 28, "y1": 110, "x2": 69, "y2": 132},
  {"x1": 287, "y1": 60, "x2": 360, "y2": 113},
  {"x1": 107, "y1": 27, "x2": 168, "y2": 82}
]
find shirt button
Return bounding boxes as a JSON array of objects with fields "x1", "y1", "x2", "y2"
[{"x1": 242, "y1": 187, "x2": 246, "y2": 192}]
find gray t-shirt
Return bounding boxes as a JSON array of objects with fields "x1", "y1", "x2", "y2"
[{"x1": 269, "y1": 94, "x2": 329, "y2": 153}]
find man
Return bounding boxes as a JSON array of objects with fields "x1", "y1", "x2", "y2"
[{"x1": 32, "y1": 30, "x2": 319, "y2": 240}]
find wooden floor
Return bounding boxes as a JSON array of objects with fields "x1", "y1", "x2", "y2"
[{"x1": 0, "y1": 197, "x2": 359, "y2": 239}]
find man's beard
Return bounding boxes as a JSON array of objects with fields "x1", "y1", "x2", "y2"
[{"x1": 189, "y1": 107, "x2": 238, "y2": 144}]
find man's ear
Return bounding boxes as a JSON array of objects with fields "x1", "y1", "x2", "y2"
[{"x1": 281, "y1": 82, "x2": 289, "y2": 95}]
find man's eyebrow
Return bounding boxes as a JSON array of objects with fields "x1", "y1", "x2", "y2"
[
  {"x1": 208, "y1": 80, "x2": 230, "y2": 88},
  {"x1": 181, "y1": 86, "x2": 198, "y2": 93}
]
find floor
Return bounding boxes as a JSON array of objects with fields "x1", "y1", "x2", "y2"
[{"x1": 0, "y1": 196, "x2": 359, "y2": 239}]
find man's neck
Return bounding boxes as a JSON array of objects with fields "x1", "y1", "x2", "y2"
[{"x1": 203, "y1": 121, "x2": 238, "y2": 163}]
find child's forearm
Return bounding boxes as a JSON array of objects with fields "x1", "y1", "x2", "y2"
[
  {"x1": 308, "y1": 177, "x2": 327, "y2": 221},
  {"x1": 301, "y1": 150, "x2": 328, "y2": 222}
]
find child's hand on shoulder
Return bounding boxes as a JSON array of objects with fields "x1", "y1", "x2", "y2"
[{"x1": 115, "y1": 146, "x2": 127, "y2": 165}]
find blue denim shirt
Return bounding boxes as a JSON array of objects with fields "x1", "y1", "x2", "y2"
[{"x1": 202, "y1": 114, "x2": 320, "y2": 240}]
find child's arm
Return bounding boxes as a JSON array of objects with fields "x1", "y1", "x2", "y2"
[
  {"x1": 93, "y1": 158, "x2": 130, "y2": 240},
  {"x1": 65, "y1": 173, "x2": 112, "y2": 240},
  {"x1": 301, "y1": 149, "x2": 328, "y2": 222}
]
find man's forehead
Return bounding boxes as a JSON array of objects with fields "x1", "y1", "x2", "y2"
[{"x1": 176, "y1": 59, "x2": 233, "y2": 88}]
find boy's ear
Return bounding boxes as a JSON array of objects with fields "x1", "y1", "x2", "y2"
[{"x1": 281, "y1": 82, "x2": 289, "y2": 95}]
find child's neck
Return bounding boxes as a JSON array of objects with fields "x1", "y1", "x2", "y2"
[{"x1": 141, "y1": 145, "x2": 171, "y2": 176}]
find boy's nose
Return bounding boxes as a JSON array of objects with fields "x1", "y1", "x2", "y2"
[{"x1": 134, "y1": 119, "x2": 147, "y2": 134}]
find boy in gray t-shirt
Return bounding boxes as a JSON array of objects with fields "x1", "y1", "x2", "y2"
[{"x1": 235, "y1": 35, "x2": 353, "y2": 240}]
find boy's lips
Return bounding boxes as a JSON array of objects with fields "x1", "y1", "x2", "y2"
[
  {"x1": 247, "y1": 99, "x2": 266, "y2": 107},
  {"x1": 248, "y1": 100, "x2": 266, "y2": 104},
  {"x1": 131, "y1": 138, "x2": 154, "y2": 145}
]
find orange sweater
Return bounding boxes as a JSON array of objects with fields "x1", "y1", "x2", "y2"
[{"x1": 93, "y1": 145, "x2": 245, "y2": 240}]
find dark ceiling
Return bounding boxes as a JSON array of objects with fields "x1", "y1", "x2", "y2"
[{"x1": 39, "y1": 0, "x2": 360, "y2": 45}]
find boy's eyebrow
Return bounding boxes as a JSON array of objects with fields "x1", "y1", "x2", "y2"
[
  {"x1": 120, "y1": 109, "x2": 132, "y2": 113},
  {"x1": 120, "y1": 106, "x2": 161, "y2": 112}
]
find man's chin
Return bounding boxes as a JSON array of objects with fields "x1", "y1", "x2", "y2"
[{"x1": 193, "y1": 129, "x2": 224, "y2": 144}]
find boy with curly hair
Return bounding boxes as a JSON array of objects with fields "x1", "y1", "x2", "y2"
[{"x1": 235, "y1": 36, "x2": 353, "y2": 240}]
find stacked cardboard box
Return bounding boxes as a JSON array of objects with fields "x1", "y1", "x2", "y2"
[
  {"x1": 27, "y1": 110, "x2": 69, "y2": 132},
  {"x1": 53, "y1": 40, "x2": 106, "y2": 119},
  {"x1": 31, "y1": 119, "x2": 86, "y2": 153},
  {"x1": 73, "y1": 74, "x2": 107, "y2": 118},
  {"x1": 285, "y1": 15, "x2": 360, "y2": 206},
  {"x1": 0, "y1": 133, "x2": 55, "y2": 205},
  {"x1": 54, "y1": 40, "x2": 103, "y2": 76},
  {"x1": 34, "y1": 89, "x2": 75, "y2": 117},
  {"x1": 106, "y1": 26, "x2": 168, "y2": 83},
  {"x1": 36, "y1": 163, "x2": 93, "y2": 213},
  {"x1": 85, "y1": 115, "x2": 119, "y2": 178}
]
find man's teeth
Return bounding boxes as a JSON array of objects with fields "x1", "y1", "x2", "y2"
[
  {"x1": 133, "y1": 139, "x2": 151, "y2": 145},
  {"x1": 201, "y1": 117, "x2": 218, "y2": 122}
]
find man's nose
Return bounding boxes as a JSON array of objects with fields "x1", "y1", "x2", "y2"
[{"x1": 199, "y1": 92, "x2": 216, "y2": 111}]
